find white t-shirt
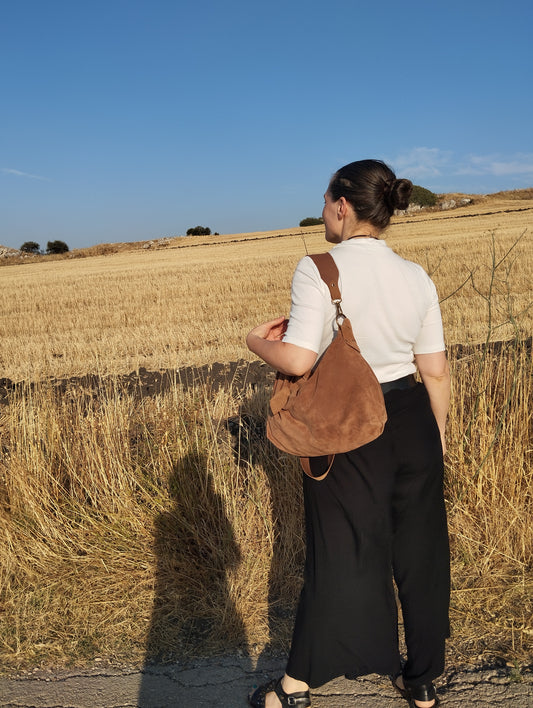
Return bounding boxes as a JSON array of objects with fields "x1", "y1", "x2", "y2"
[{"x1": 282, "y1": 238, "x2": 445, "y2": 383}]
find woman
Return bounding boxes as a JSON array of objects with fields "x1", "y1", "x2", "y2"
[{"x1": 246, "y1": 160, "x2": 450, "y2": 708}]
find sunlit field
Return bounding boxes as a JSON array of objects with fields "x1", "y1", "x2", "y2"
[
  {"x1": 1, "y1": 194, "x2": 531, "y2": 382},
  {"x1": 0, "y1": 193, "x2": 531, "y2": 670}
]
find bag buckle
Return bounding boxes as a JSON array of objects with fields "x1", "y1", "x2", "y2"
[{"x1": 333, "y1": 299, "x2": 345, "y2": 324}]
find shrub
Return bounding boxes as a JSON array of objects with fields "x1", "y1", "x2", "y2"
[
  {"x1": 299, "y1": 217, "x2": 324, "y2": 227},
  {"x1": 186, "y1": 226, "x2": 211, "y2": 236},
  {"x1": 410, "y1": 185, "x2": 437, "y2": 208},
  {"x1": 20, "y1": 241, "x2": 40, "y2": 254},
  {"x1": 46, "y1": 240, "x2": 69, "y2": 254}
]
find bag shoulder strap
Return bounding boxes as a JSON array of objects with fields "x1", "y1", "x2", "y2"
[
  {"x1": 309, "y1": 253, "x2": 342, "y2": 303},
  {"x1": 307, "y1": 252, "x2": 341, "y2": 303}
]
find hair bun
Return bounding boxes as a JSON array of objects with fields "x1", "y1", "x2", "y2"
[{"x1": 386, "y1": 178, "x2": 413, "y2": 211}]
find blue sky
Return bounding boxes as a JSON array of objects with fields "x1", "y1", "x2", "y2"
[{"x1": 2, "y1": 0, "x2": 532, "y2": 250}]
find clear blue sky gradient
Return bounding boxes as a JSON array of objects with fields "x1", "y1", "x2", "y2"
[{"x1": 2, "y1": 0, "x2": 532, "y2": 250}]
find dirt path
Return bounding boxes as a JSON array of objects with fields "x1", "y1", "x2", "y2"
[{"x1": 1, "y1": 657, "x2": 531, "y2": 707}]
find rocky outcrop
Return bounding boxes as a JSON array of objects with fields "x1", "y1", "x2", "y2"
[
  {"x1": 396, "y1": 196, "x2": 473, "y2": 216},
  {"x1": 440, "y1": 197, "x2": 472, "y2": 210},
  {"x1": 0, "y1": 245, "x2": 20, "y2": 258}
]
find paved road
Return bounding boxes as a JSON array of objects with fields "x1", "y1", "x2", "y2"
[{"x1": 1, "y1": 656, "x2": 531, "y2": 707}]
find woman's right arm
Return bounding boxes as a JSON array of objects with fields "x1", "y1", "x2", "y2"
[
  {"x1": 414, "y1": 350, "x2": 450, "y2": 454},
  {"x1": 246, "y1": 316, "x2": 317, "y2": 376}
]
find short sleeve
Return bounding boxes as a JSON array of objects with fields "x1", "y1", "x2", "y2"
[{"x1": 282, "y1": 256, "x2": 330, "y2": 353}]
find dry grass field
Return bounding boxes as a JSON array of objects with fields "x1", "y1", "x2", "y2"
[
  {"x1": 1, "y1": 193, "x2": 531, "y2": 382},
  {"x1": 0, "y1": 192, "x2": 531, "y2": 671}
]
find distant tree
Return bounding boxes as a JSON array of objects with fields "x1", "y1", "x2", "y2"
[
  {"x1": 46, "y1": 240, "x2": 69, "y2": 254},
  {"x1": 186, "y1": 226, "x2": 211, "y2": 236},
  {"x1": 20, "y1": 241, "x2": 40, "y2": 254},
  {"x1": 410, "y1": 185, "x2": 437, "y2": 207},
  {"x1": 299, "y1": 217, "x2": 324, "y2": 227}
]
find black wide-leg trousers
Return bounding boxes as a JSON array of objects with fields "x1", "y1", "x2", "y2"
[{"x1": 286, "y1": 383, "x2": 450, "y2": 690}]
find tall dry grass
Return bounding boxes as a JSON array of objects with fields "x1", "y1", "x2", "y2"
[
  {"x1": 446, "y1": 340, "x2": 532, "y2": 661},
  {"x1": 0, "y1": 200, "x2": 531, "y2": 670},
  {"x1": 0, "y1": 377, "x2": 304, "y2": 666}
]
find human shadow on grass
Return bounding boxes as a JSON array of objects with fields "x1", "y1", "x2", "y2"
[
  {"x1": 138, "y1": 448, "x2": 250, "y2": 707},
  {"x1": 226, "y1": 390, "x2": 305, "y2": 678}
]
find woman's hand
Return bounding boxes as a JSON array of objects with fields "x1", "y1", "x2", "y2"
[{"x1": 247, "y1": 316, "x2": 289, "y2": 343}]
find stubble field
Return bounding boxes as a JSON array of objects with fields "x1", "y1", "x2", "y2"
[{"x1": 0, "y1": 193, "x2": 532, "y2": 671}]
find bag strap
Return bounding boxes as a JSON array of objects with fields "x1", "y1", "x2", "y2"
[
  {"x1": 308, "y1": 253, "x2": 341, "y2": 301},
  {"x1": 300, "y1": 454, "x2": 336, "y2": 480},
  {"x1": 308, "y1": 252, "x2": 344, "y2": 320}
]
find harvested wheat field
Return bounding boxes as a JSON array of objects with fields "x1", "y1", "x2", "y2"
[{"x1": 0, "y1": 192, "x2": 531, "y2": 672}]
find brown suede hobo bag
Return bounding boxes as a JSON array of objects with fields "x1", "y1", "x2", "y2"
[{"x1": 266, "y1": 253, "x2": 387, "y2": 479}]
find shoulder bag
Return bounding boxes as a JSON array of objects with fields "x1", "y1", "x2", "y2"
[{"x1": 266, "y1": 252, "x2": 387, "y2": 480}]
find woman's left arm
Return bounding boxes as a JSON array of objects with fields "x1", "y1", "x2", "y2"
[
  {"x1": 246, "y1": 316, "x2": 318, "y2": 376},
  {"x1": 415, "y1": 350, "x2": 450, "y2": 454}
]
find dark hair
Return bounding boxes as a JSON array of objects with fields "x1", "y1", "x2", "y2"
[{"x1": 328, "y1": 159, "x2": 413, "y2": 230}]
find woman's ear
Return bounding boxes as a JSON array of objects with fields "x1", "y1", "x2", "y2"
[{"x1": 337, "y1": 196, "x2": 348, "y2": 219}]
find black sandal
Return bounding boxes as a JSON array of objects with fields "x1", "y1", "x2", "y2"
[
  {"x1": 391, "y1": 677, "x2": 440, "y2": 707},
  {"x1": 248, "y1": 677, "x2": 311, "y2": 707}
]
